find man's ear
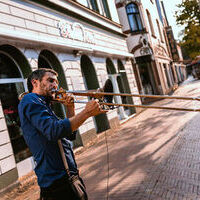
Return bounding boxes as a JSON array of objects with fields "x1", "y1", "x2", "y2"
[{"x1": 31, "y1": 79, "x2": 39, "y2": 89}]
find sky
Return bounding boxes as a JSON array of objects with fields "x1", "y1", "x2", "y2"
[{"x1": 162, "y1": 0, "x2": 185, "y2": 41}]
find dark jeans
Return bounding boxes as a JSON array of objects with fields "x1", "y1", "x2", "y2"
[{"x1": 40, "y1": 175, "x2": 87, "y2": 200}]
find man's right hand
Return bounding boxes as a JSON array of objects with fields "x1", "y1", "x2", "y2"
[
  {"x1": 69, "y1": 99, "x2": 108, "y2": 132},
  {"x1": 84, "y1": 99, "x2": 108, "y2": 117}
]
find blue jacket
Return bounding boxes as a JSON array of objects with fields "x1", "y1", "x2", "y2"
[{"x1": 18, "y1": 93, "x2": 78, "y2": 187}]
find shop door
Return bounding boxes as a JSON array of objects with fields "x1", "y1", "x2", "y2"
[{"x1": 139, "y1": 63, "x2": 155, "y2": 94}]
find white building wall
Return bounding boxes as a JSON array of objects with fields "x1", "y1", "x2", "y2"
[
  {"x1": 0, "y1": 0, "x2": 129, "y2": 57},
  {"x1": 76, "y1": 0, "x2": 89, "y2": 7},
  {"x1": 0, "y1": 100, "x2": 16, "y2": 175},
  {"x1": 107, "y1": 0, "x2": 120, "y2": 24}
]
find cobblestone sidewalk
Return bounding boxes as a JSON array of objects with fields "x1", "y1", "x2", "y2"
[{"x1": 133, "y1": 113, "x2": 200, "y2": 200}]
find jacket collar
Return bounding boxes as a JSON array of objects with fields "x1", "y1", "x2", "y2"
[{"x1": 33, "y1": 93, "x2": 52, "y2": 106}]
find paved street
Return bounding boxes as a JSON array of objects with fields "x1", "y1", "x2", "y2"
[{"x1": 2, "y1": 76, "x2": 200, "y2": 200}]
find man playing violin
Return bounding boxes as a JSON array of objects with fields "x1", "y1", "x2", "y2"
[{"x1": 18, "y1": 68, "x2": 107, "y2": 200}]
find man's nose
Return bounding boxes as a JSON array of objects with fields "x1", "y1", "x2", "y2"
[{"x1": 52, "y1": 82, "x2": 58, "y2": 89}]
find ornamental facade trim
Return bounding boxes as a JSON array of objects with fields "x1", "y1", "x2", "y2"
[{"x1": 57, "y1": 21, "x2": 96, "y2": 44}]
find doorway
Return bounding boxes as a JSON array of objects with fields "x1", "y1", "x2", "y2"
[{"x1": 138, "y1": 62, "x2": 156, "y2": 94}]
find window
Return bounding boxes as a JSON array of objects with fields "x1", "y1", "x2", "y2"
[
  {"x1": 126, "y1": 3, "x2": 143, "y2": 32},
  {"x1": 155, "y1": 0, "x2": 163, "y2": 24},
  {"x1": 168, "y1": 65, "x2": 175, "y2": 84},
  {"x1": 0, "y1": 52, "x2": 31, "y2": 163},
  {"x1": 100, "y1": 0, "x2": 111, "y2": 19},
  {"x1": 146, "y1": 9, "x2": 155, "y2": 37},
  {"x1": 163, "y1": 63, "x2": 171, "y2": 88},
  {"x1": 88, "y1": 0, "x2": 99, "y2": 12},
  {"x1": 156, "y1": 19, "x2": 164, "y2": 42}
]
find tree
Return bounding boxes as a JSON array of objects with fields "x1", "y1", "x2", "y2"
[{"x1": 175, "y1": 0, "x2": 200, "y2": 59}]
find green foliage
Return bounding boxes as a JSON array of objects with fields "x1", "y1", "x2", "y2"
[{"x1": 175, "y1": 0, "x2": 200, "y2": 59}]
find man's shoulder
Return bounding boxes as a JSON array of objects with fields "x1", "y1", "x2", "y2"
[
  {"x1": 21, "y1": 93, "x2": 38, "y2": 103},
  {"x1": 19, "y1": 93, "x2": 42, "y2": 108}
]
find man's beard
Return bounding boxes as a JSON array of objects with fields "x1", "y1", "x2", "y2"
[{"x1": 40, "y1": 83, "x2": 53, "y2": 100}]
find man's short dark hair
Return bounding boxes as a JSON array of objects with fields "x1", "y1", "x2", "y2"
[{"x1": 27, "y1": 68, "x2": 58, "y2": 92}]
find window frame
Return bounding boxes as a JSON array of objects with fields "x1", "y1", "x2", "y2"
[
  {"x1": 88, "y1": 0, "x2": 99, "y2": 13},
  {"x1": 99, "y1": 0, "x2": 111, "y2": 19},
  {"x1": 156, "y1": 19, "x2": 164, "y2": 42},
  {"x1": 146, "y1": 9, "x2": 156, "y2": 38},
  {"x1": 126, "y1": 3, "x2": 143, "y2": 32}
]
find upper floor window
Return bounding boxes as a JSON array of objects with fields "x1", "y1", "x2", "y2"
[
  {"x1": 155, "y1": 0, "x2": 163, "y2": 24},
  {"x1": 100, "y1": 0, "x2": 111, "y2": 19},
  {"x1": 156, "y1": 19, "x2": 164, "y2": 42},
  {"x1": 88, "y1": 0, "x2": 99, "y2": 12},
  {"x1": 126, "y1": 3, "x2": 143, "y2": 32},
  {"x1": 146, "y1": 9, "x2": 155, "y2": 37}
]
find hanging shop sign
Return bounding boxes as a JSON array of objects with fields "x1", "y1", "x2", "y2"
[
  {"x1": 166, "y1": 27, "x2": 179, "y2": 61},
  {"x1": 57, "y1": 21, "x2": 96, "y2": 44}
]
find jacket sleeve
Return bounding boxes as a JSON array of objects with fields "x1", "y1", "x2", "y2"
[{"x1": 22, "y1": 97, "x2": 76, "y2": 141}]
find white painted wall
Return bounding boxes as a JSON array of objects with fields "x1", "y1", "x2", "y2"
[
  {"x1": 0, "y1": 0, "x2": 131, "y2": 58},
  {"x1": 0, "y1": 100, "x2": 16, "y2": 176}
]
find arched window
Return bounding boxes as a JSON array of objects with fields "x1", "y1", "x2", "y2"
[
  {"x1": 163, "y1": 63, "x2": 171, "y2": 88},
  {"x1": 156, "y1": 19, "x2": 164, "y2": 42},
  {"x1": 146, "y1": 9, "x2": 155, "y2": 37},
  {"x1": 126, "y1": 3, "x2": 143, "y2": 32},
  {"x1": 81, "y1": 55, "x2": 110, "y2": 133},
  {"x1": 38, "y1": 50, "x2": 68, "y2": 119}
]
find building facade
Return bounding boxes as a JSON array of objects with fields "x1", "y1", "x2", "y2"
[
  {"x1": 0, "y1": 0, "x2": 141, "y2": 190},
  {"x1": 116, "y1": 0, "x2": 186, "y2": 102},
  {"x1": 162, "y1": 0, "x2": 187, "y2": 84}
]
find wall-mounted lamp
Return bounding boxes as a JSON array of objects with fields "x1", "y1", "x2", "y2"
[
  {"x1": 125, "y1": 57, "x2": 132, "y2": 62},
  {"x1": 73, "y1": 50, "x2": 82, "y2": 57}
]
